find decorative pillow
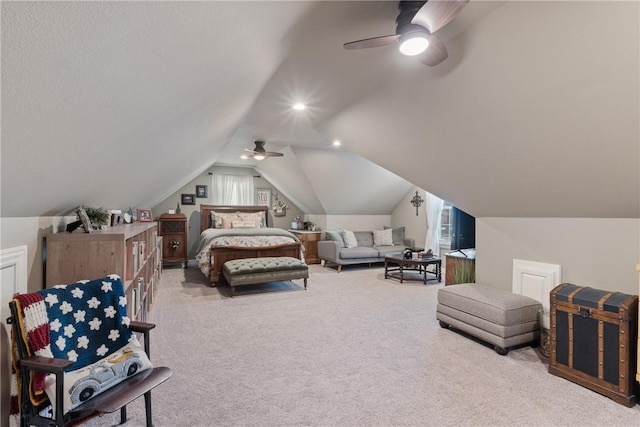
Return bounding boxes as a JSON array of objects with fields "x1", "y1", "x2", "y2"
[
  {"x1": 237, "y1": 212, "x2": 266, "y2": 228},
  {"x1": 384, "y1": 226, "x2": 405, "y2": 245},
  {"x1": 231, "y1": 220, "x2": 256, "y2": 228},
  {"x1": 340, "y1": 230, "x2": 358, "y2": 248},
  {"x1": 210, "y1": 213, "x2": 223, "y2": 229},
  {"x1": 212, "y1": 211, "x2": 240, "y2": 229},
  {"x1": 373, "y1": 229, "x2": 394, "y2": 246},
  {"x1": 44, "y1": 338, "x2": 151, "y2": 415},
  {"x1": 324, "y1": 231, "x2": 345, "y2": 248},
  {"x1": 36, "y1": 275, "x2": 152, "y2": 415}
]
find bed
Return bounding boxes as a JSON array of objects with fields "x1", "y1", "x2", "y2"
[{"x1": 196, "y1": 205, "x2": 303, "y2": 286}]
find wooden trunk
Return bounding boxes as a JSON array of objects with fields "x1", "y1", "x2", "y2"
[{"x1": 549, "y1": 283, "x2": 638, "y2": 407}]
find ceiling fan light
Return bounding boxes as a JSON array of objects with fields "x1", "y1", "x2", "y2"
[
  {"x1": 398, "y1": 32, "x2": 429, "y2": 56},
  {"x1": 253, "y1": 154, "x2": 265, "y2": 161}
]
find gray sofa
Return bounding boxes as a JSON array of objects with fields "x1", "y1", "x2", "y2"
[{"x1": 318, "y1": 229, "x2": 415, "y2": 272}]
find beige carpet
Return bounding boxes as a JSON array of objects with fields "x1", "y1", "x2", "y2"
[{"x1": 85, "y1": 264, "x2": 640, "y2": 426}]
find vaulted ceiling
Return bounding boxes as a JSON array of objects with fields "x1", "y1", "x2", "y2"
[{"x1": 2, "y1": 1, "x2": 638, "y2": 219}]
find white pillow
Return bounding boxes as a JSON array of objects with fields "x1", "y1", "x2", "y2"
[
  {"x1": 44, "y1": 338, "x2": 152, "y2": 416},
  {"x1": 212, "y1": 211, "x2": 239, "y2": 229},
  {"x1": 231, "y1": 220, "x2": 256, "y2": 228},
  {"x1": 237, "y1": 212, "x2": 266, "y2": 228},
  {"x1": 373, "y1": 229, "x2": 394, "y2": 246},
  {"x1": 210, "y1": 213, "x2": 223, "y2": 229},
  {"x1": 340, "y1": 230, "x2": 358, "y2": 248}
]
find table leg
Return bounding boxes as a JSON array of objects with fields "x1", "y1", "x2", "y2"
[
  {"x1": 384, "y1": 260, "x2": 389, "y2": 279},
  {"x1": 399, "y1": 264, "x2": 404, "y2": 283}
]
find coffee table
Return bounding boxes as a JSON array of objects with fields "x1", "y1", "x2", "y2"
[{"x1": 384, "y1": 252, "x2": 442, "y2": 284}]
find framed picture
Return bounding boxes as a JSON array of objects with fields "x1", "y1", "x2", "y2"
[
  {"x1": 77, "y1": 207, "x2": 93, "y2": 233},
  {"x1": 181, "y1": 194, "x2": 196, "y2": 205},
  {"x1": 195, "y1": 185, "x2": 208, "y2": 198},
  {"x1": 136, "y1": 208, "x2": 152, "y2": 222},
  {"x1": 255, "y1": 188, "x2": 271, "y2": 207}
]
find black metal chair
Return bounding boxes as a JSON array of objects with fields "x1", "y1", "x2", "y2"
[{"x1": 7, "y1": 276, "x2": 172, "y2": 427}]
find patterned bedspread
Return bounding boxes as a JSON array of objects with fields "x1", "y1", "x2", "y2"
[{"x1": 195, "y1": 228, "x2": 301, "y2": 276}]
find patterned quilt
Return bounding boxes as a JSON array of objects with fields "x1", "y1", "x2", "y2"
[{"x1": 195, "y1": 228, "x2": 302, "y2": 276}]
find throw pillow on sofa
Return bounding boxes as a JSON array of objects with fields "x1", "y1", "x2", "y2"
[
  {"x1": 324, "y1": 231, "x2": 345, "y2": 248},
  {"x1": 340, "y1": 230, "x2": 358, "y2": 248},
  {"x1": 373, "y1": 229, "x2": 394, "y2": 246},
  {"x1": 384, "y1": 226, "x2": 405, "y2": 245}
]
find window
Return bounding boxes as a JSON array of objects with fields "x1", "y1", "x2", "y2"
[
  {"x1": 212, "y1": 174, "x2": 254, "y2": 205},
  {"x1": 440, "y1": 202, "x2": 452, "y2": 243}
]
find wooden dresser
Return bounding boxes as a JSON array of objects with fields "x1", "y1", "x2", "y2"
[
  {"x1": 159, "y1": 213, "x2": 188, "y2": 268},
  {"x1": 289, "y1": 230, "x2": 321, "y2": 264}
]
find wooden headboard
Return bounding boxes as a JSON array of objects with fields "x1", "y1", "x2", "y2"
[{"x1": 199, "y1": 205, "x2": 269, "y2": 233}]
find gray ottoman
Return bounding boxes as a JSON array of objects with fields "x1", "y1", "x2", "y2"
[
  {"x1": 222, "y1": 257, "x2": 309, "y2": 297},
  {"x1": 436, "y1": 283, "x2": 542, "y2": 355}
]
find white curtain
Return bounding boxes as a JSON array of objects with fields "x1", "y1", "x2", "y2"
[
  {"x1": 424, "y1": 191, "x2": 444, "y2": 256},
  {"x1": 212, "y1": 174, "x2": 254, "y2": 205}
]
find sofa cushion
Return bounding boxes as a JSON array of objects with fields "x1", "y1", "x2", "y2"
[
  {"x1": 339, "y1": 247, "x2": 379, "y2": 259},
  {"x1": 373, "y1": 229, "x2": 394, "y2": 246},
  {"x1": 324, "y1": 231, "x2": 345, "y2": 248},
  {"x1": 354, "y1": 231, "x2": 374, "y2": 248},
  {"x1": 384, "y1": 226, "x2": 405, "y2": 245},
  {"x1": 341, "y1": 230, "x2": 358, "y2": 248},
  {"x1": 375, "y1": 246, "x2": 406, "y2": 257}
]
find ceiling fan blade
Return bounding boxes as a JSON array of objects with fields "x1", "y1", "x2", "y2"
[
  {"x1": 418, "y1": 34, "x2": 448, "y2": 66},
  {"x1": 411, "y1": 0, "x2": 469, "y2": 34},
  {"x1": 264, "y1": 152, "x2": 284, "y2": 158},
  {"x1": 343, "y1": 34, "x2": 399, "y2": 50}
]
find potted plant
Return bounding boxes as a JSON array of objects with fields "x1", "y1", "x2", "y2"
[{"x1": 82, "y1": 206, "x2": 109, "y2": 230}]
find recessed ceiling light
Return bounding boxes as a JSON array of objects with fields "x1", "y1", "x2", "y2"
[
  {"x1": 332, "y1": 140, "x2": 342, "y2": 146},
  {"x1": 293, "y1": 103, "x2": 306, "y2": 111}
]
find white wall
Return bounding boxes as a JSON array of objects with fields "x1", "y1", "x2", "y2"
[
  {"x1": 476, "y1": 218, "x2": 640, "y2": 295},
  {"x1": 0, "y1": 216, "x2": 75, "y2": 292},
  {"x1": 323, "y1": 215, "x2": 390, "y2": 231},
  {"x1": 391, "y1": 186, "x2": 427, "y2": 248}
]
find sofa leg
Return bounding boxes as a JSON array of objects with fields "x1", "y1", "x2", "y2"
[{"x1": 337, "y1": 265, "x2": 342, "y2": 273}]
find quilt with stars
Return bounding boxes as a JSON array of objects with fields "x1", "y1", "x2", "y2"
[
  {"x1": 41, "y1": 274, "x2": 134, "y2": 371},
  {"x1": 10, "y1": 274, "x2": 152, "y2": 420}
]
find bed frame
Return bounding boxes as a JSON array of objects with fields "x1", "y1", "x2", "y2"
[{"x1": 199, "y1": 205, "x2": 302, "y2": 286}]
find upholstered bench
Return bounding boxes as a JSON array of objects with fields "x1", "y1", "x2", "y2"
[
  {"x1": 222, "y1": 257, "x2": 309, "y2": 297},
  {"x1": 436, "y1": 283, "x2": 542, "y2": 355}
]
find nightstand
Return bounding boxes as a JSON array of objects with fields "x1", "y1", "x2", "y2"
[
  {"x1": 159, "y1": 213, "x2": 187, "y2": 268},
  {"x1": 289, "y1": 230, "x2": 321, "y2": 264}
]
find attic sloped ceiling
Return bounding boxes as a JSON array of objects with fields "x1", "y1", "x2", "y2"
[
  {"x1": 254, "y1": 147, "x2": 413, "y2": 215},
  {"x1": 0, "y1": 1, "x2": 314, "y2": 217},
  {"x1": 321, "y1": 0, "x2": 640, "y2": 218},
  {"x1": 2, "y1": 1, "x2": 638, "y2": 219}
]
